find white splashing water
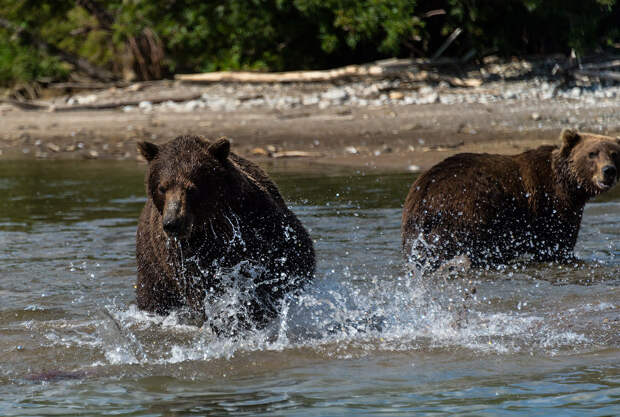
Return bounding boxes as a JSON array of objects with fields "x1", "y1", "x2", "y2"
[
  {"x1": 90, "y1": 259, "x2": 597, "y2": 366},
  {"x1": 39, "y1": 213, "x2": 612, "y2": 367}
]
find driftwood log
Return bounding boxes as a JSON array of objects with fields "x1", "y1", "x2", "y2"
[
  {"x1": 1, "y1": 92, "x2": 203, "y2": 112},
  {"x1": 0, "y1": 99, "x2": 50, "y2": 111},
  {"x1": 271, "y1": 150, "x2": 323, "y2": 158},
  {"x1": 571, "y1": 59, "x2": 620, "y2": 82},
  {"x1": 574, "y1": 70, "x2": 620, "y2": 82},
  {"x1": 553, "y1": 57, "x2": 620, "y2": 83},
  {"x1": 176, "y1": 64, "x2": 391, "y2": 83},
  {"x1": 175, "y1": 58, "x2": 480, "y2": 85}
]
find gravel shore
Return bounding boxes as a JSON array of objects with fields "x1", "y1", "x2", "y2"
[{"x1": 2, "y1": 57, "x2": 619, "y2": 171}]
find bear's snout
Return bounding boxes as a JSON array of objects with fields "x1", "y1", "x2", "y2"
[
  {"x1": 162, "y1": 195, "x2": 192, "y2": 239},
  {"x1": 595, "y1": 164, "x2": 618, "y2": 191},
  {"x1": 163, "y1": 211, "x2": 185, "y2": 236},
  {"x1": 602, "y1": 165, "x2": 617, "y2": 181}
]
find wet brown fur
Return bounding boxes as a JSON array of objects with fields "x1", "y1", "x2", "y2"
[
  {"x1": 401, "y1": 130, "x2": 620, "y2": 269},
  {"x1": 135, "y1": 135, "x2": 315, "y2": 328}
]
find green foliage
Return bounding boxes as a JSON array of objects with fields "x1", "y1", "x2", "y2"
[
  {"x1": 294, "y1": 0, "x2": 423, "y2": 54},
  {"x1": 0, "y1": 1, "x2": 73, "y2": 85},
  {"x1": 0, "y1": 0, "x2": 618, "y2": 86},
  {"x1": 441, "y1": 0, "x2": 619, "y2": 56},
  {"x1": 0, "y1": 29, "x2": 69, "y2": 85}
]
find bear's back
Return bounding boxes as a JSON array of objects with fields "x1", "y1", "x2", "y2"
[
  {"x1": 229, "y1": 153, "x2": 288, "y2": 208},
  {"x1": 401, "y1": 146, "x2": 558, "y2": 267},
  {"x1": 403, "y1": 152, "x2": 524, "y2": 222}
]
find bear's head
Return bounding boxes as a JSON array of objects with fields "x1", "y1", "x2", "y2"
[
  {"x1": 559, "y1": 129, "x2": 620, "y2": 196},
  {"x1": 138, "y1": 135, "x2": 239, "y2": 240}
]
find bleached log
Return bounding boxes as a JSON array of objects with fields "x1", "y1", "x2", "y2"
[
  {"x1": 573, "y1": 69, "x2": 620, "y2": 82},
  {"x1": 175, "y1": 64, "x2": 388, "y2": 83},
  {"x1": 2, "y1": 92, "x2": 203, "y2": 112}
]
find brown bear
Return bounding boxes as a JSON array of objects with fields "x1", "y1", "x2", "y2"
[
  {"x1": 135, "y1": 135, "x2": 315, "y2": 330},
  {"x1": 402, "y1": 129, "x2": 620, "y2": 270}
]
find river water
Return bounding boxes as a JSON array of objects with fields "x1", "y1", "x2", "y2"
[{"x1": 1, "y1": 160, "x2": 618, "y2": 416}]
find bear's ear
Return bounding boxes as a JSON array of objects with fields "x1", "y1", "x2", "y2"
[
  {"x1": 196, "y1": 135, "x2": 210, "y2": 145},
  {"x1": 208, "y1": 138, "x2": 230, "y2": 162},
  {"x1": 137, "y1": 141, "x2": 159, "y2": 162},
  {"x1": 559, "y1": 129, "x2": 581, "y2": 156}
]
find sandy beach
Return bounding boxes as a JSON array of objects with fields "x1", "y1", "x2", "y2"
[{"x1": 2, "y1": 68, "x2": 619, "y2": 171}]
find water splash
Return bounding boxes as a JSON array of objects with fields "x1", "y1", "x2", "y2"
[
  {"x1": 90, "y1": 258, "x2": 601, "y2": 367},
  {"x1": 33, "y1": 203, "x2": 615, "y2": 369}
]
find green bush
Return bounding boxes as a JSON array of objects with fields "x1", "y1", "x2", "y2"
[
  {"x1": 439, "y1": 0, "x2": 619, "y2": 56},
  {"x1": 0, "y1": 30, "x2": 69, "y2": 86},
  {"x1": 0, "y1": 0, "x2": 618, "y2": 85}
]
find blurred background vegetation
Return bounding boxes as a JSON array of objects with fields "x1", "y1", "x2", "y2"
[{"x1": 0, "y1": 0, "x2": 618, "y2": 86}]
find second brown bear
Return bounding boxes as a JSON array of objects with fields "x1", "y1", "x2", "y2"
[{"x1": 402, "y1": 129, "x2": 620, "y2": 270}]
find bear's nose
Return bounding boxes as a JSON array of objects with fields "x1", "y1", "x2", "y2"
[
  {"x1": 162, "y1": 199, "x2": 185, "y2": 236},
  {"x1": 603, "y1": 165, "x2": 617, "y2": 179},
  {"x1": 163, "y1": 216, "x2": 183, "y2": 235}
]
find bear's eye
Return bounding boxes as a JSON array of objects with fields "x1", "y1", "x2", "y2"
[
  {"x1": 588, "y1": 151, "x2": 598, "y2": 159},
  {"x1": 158, "y1": 185, "x2": 166, "y2": 194},
  {"x1": 611, "y1": 152, "x2": 618, "y2": 160}
]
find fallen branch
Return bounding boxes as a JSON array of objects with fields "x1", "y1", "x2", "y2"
[
  {"x1": 551, "y1": 56, "x2": 620, "y2": 77},
  {"x1": 573, "y1": 69, "x2": 620, "y2": 82},
  {"x1": 444, "y1": 76, "x2": 482, "y2": 88},
  {"x1": 55, "y1": 92, "x2": 203, "y2": 111},
  {"x1": 405, "y1": 71, "x2": 482, "y2": 87},
  {"x1": 271, "y1": 150, "x2": 323, "y2": 158},
  {"x1": 2, "y1": 92, "x2": 203, "y2": 112},
  {"x1": 422, "y1": 141, "x2": 464, "y2": 152},
  {"x1": 0, "y1": 99, "x2": 50, "y2": 110},
  {"x1": 47, "y1": 82, "x2": 129, "y2": 90},
  {"x1": 581, "y1": 59, "x2": 620, "y2": 70},
  {"x1": 431, "y1": 28, "x2": 462, "y2": 61}
]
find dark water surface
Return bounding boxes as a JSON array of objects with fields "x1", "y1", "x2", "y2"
[{"x1": 1, "y1": 160, "x2": 619, "y2": 416}]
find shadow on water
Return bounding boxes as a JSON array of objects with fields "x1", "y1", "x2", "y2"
[{"x1": 0, "y1": 160, "x2": 618, "y2": 416}]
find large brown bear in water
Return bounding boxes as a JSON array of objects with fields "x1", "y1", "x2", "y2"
[
  {"x1": 402, "y1": 129, "x2": 620, "y2": 270},
  {"x1": 135, "y1": 135, "x2": 315, "y2": 329}
]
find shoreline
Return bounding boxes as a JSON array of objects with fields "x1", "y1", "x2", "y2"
[{"x1": 1, "y1": 74, "x2": 619, "y2": 172}]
